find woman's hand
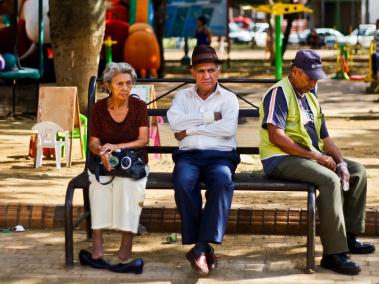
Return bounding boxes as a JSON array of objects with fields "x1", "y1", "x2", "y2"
[
  {"x1": 99, "y1": 143, "x2": 119, "y2": 156},
  {"x1": 100, "y1": 152, "x2": 112, "y2": 172},
  {"x1": 98, "y1": 143, "x2": 118, "y2": 172}
]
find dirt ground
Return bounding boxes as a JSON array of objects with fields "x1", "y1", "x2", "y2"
[{"x1": 0, "y1": 79, "x2": 379, "y2": 211}]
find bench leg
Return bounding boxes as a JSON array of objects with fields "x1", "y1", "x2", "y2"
[
  {"x1": 306, "y1": 187, "x2": 316, "y2": 273},
  {"x1": 83, "y1": 186, "x2": 92, "y2": 239},
  {"x1": 64, "y1": 183, "x2": 75, "y2": 267}
]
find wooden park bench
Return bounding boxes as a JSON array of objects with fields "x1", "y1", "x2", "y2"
[{"x1": 64, "y1": 76, "x2": 316, "y2": 273}]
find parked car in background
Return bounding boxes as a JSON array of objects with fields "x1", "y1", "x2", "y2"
[
  {"x1": 229, "y1": 22, "x2": 253, "y2": 43},
  {"x1": 288, "y1": 32, "x2": 302, "y2": 45},
  {"x1": 233, "y1": 17, "x2": 252, "y2": 30},
  {"x1": 345, "y1": 24, "x2": 376, "y2": 48},
  {"x1": 250, "y1": 22, "x2": 269, "y2": 33},
  {"x1": 297, "y1": 28, "x2": 346, "y2": 47},
  {"x1": 252, "y1": 23, "x2": 299, "y2": 48}
]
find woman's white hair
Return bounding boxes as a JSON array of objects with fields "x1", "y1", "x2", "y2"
[{"x1": 103, "y1": 62, "x2": 137, "y2": 84}]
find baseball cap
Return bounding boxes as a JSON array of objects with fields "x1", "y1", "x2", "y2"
[{"x1": 293, "y1": 49, "x2": 327, "y2": 80}]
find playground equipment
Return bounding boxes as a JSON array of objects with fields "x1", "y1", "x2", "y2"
[
  {"x1": 0, "y1": 0, "x2": 44, "y2": 117},
  {"x1": 103, "y1": 36, "x2": 118, "y2": 63},
  {"x1": 243, "y1": 3, "x2": 313, "y2": 79},
  {"x1": 123, "y1": 0, "x2": 160, "y2": 78},
  {"x1": 21, "y1": 0, "x2": 50, "y2": 44},
  {"x1": 1, "y1": 14, "x2": 11, "y2": 27},
  {"x1": 124, "y1": 22, "x2": 160, "y2": 78},
  {"x1": 0, "y1": 18, "x2": 32, "y2": 62},
  {"x1": 334, "y1": 41, "x2": 375, "y2": 82},
  {"x1": 333, "y1": 40, "x2": 379, "y2": 93},
  {"x1": 106, "y1": 0, "x2": 128, "y2": 22},
  {"x1": 103, "y1": 0, "x2": 160, "y2": 78},
  {"x1": 0, "y1": 54, "x2": 4, "y2": 70},
  {"x1": 1, "y1": 52, "x2": 17, "y2": 70},
  {"x1": 1, "y1": 0, "x2": 159, "y2": 80},
  {"x1": 103, "y1": 19, "x2": 129, "y2": 63},
  {"x1": 129, "y1": 0, "x2": 152, "y2": 25},
  {"x1": 0, "y1": 0, "x2": 49, "y2": 61}
]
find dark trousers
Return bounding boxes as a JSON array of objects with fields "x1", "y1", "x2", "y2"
[
  {"x1": 372, "y1": 53, "x2": 378, "y2": 77},
  {"x1": 172, "y1": 150, "x2": 240, "y2": 245}
]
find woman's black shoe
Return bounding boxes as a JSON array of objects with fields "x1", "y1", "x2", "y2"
[
  {"x1": 109, "y1": 258, "x2": 144, "y2": 274},
  {"x1": 79, "y1": 249, "x2": 111, "y2": 269},
  {"x1": 320, "y1": 253, "x2": 361, "y2": 275}
]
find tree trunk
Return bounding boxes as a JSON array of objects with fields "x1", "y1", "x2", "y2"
[{"x1": 49, "y1": 0, "x2": 105, "y2": 112}]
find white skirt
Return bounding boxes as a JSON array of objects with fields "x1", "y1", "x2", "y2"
[{"x1": 87, "y1": 167, "x2": 148, "y2": 233}]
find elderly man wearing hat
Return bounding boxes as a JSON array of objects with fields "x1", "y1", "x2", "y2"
[
  {"x1": 167, "y1": 45, "x2": 240, "y2": 275},
  {"x1": 259, "y1": 49, "x2": 375, "y2": 275}
]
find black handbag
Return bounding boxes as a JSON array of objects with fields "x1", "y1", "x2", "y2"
[{"x1": 95, "y1": 149, "x2": 147, "y2": 185}]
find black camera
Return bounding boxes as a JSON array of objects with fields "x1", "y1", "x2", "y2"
[{"x1": 107, "y1": 149, "x2": 147, "y2": 180}]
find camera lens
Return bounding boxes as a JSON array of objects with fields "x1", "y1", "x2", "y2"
[
  {"x1": 120, "y1": 156, "x2": 132, "y2": 169},
  {"x1": 108, "y1": 155, "x2": 119, "y2": 169}
]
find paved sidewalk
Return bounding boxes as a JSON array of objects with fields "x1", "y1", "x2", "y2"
[{"x1": 0, "y1": 229, "x2": 378, "y2": 283}]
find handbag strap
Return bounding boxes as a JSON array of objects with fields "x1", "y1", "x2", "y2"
[{"x1": 95, "y1": 162, "x2": 115, "y2": 185}]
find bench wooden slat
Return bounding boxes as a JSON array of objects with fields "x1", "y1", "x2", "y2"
[
  {"x1": 146, "y1": 172, "x2": 314, "y2": 192},
  {"x1": 146, "y1": 146, "x2": 259, "y2": 155},
  {"x1": 66, "y1": 172, "x2": 313, "y2": 192}
]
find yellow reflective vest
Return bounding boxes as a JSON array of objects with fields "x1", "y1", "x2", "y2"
[{"x1": 259, "y1": 77, "x2": 324, "y2": 160}]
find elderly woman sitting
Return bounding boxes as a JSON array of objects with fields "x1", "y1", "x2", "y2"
[{"x1": 83, "y1": 62, "x2": 149, "y2": 270}]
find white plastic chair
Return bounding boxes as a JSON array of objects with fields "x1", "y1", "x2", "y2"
[{"x1": 32, "y1": 121, "x2": 70, "y2": 169}]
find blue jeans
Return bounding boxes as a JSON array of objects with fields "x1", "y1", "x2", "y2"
[{"x1": 172, "y1": 150, "x2": 240, "y2": 244}]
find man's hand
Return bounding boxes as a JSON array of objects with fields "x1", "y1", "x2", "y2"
[
  {"x1": 174, "y1": 130, "x2": 187, "y2": 141},
  {"x1": 336, "y1": 162, "x2": 350, "y2": 191},
  {"x1": 214, "y1": 112, "x2": 222, "y2": 121},
  {"x1": 314, "y1": 153, "x2": 336, "y2": 171}
]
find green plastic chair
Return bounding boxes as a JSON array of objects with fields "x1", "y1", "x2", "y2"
[
  {"x1": 57, "y1": 114, "x2": 87, "y2": 159},
  {"x1": 0, "y1": 0, "x2": 43, "y2": 117}
]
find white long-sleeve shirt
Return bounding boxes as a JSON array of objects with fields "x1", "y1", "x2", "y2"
[{"x1": 167, "y1": 84, "x2": 239, "y2": 151}]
